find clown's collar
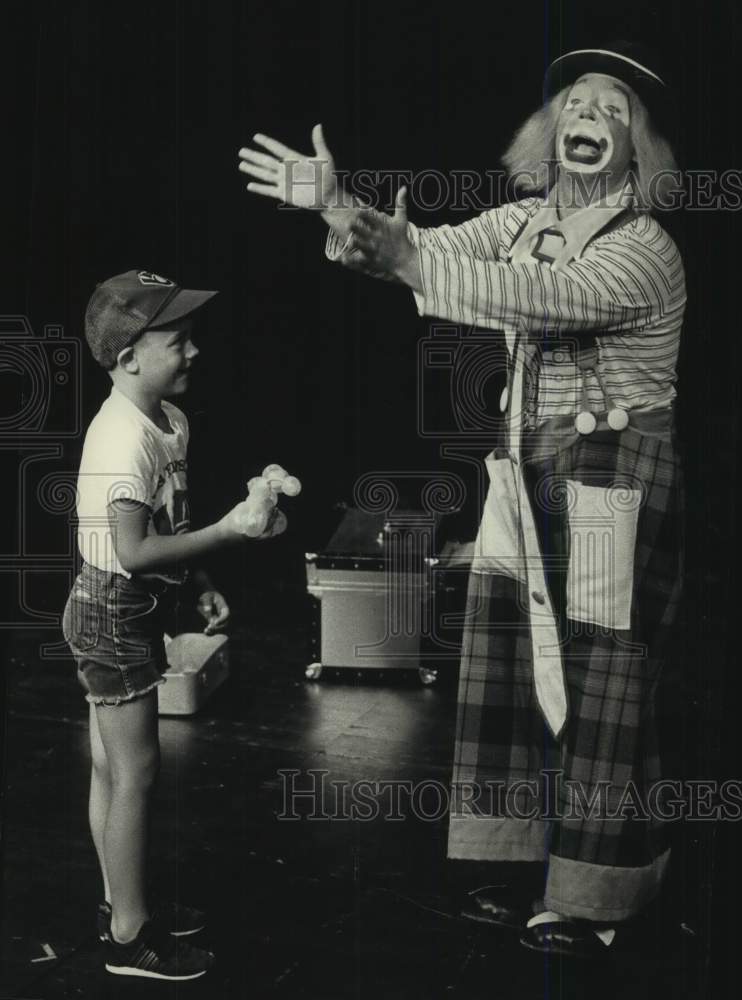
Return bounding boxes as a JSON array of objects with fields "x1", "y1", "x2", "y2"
[{"x1": 510, "y1": 182, "x2": 636, "y2": 270}]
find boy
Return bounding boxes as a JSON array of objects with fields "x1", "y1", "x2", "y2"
[{"x1": 62, "y1": 269, "x2": 267, "y2": 979}]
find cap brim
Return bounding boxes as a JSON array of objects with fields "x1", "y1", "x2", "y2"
[{"x1": 147, "y1": 287, "x2": 218, "y2": 329}]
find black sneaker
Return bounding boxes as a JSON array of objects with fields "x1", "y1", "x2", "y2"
[
  {"x1": 104, "y1": 916, "x2": 214, "y2": 980},
  {"x1": 97, "y1": 900, "x2": 206, "y2": 941}
]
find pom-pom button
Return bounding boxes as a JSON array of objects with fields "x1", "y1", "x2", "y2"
[
  {"x1": 607, "y1": 408, "x2": 629, "y2": 431},
  {"x1": 575, "y1": 411, "x2": 596, "y2": 435}
]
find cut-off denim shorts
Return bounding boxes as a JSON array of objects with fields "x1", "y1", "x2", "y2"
[{"x1": 62, "y1": 562, "x2": 177, "y2": 706}]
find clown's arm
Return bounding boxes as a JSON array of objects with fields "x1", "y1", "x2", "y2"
[
  {"x1": 345, "y1": 196, "x2": 685, "y2": 335},
  {"x1": 237, "y1": 125, "x2": 517, "y2": 269}
]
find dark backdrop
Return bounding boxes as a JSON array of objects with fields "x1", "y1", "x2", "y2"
[
  {"x1": 2, "y1": 0, "x2": 741, "y2": 981},
  {"x1": 5, "y1": 0, "x2": 738, "y2": 571}
]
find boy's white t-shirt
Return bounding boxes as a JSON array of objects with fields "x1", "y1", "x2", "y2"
[{"x1": 75, "y1": 386, "x2": 190, "y2": 582}]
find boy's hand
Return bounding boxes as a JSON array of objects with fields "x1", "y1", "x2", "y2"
[
  {"x1": 197, "y1": 590, "x2": 230, "y2": 635},
  {"x1": 220, "y1": 495, "x2": 287, "y2": 540},
  {"x1": 260, "y1": 507, "x2": 287, "y2": 538},
  {"x1": 220, "y1": 500, "x2": 257, "y2": 538}
]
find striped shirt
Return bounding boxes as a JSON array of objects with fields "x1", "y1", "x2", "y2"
[{"x1": 327, "y1": 197, "x2": 686, "y2": 425}]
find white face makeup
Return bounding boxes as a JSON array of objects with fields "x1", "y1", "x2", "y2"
[{"x1": 556, "y1": 73, "x2": 633, "y2": 178}]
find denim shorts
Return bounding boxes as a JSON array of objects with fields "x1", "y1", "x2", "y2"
[{"x1": 62, "y1": 563, "x2": 176, "y2": 706}]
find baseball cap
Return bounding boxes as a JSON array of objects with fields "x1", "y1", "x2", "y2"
[{"x1": 85, "y1": 269, "x2": 218, "y2": 369}]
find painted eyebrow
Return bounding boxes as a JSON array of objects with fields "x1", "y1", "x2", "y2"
[
  {"x1": 573, "y1": 77, "x2": 629, "y2": 101},
  {"x1": 572, "y1": 73, "x2": 627, "y2": 94},
  {"x1": 608, "y1": 85, "x2": 629, "y2": 101}
]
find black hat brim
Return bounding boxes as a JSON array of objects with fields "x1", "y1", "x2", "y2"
[{"x1": 147, "y1": 287, "x2": 219, "y2": 330}]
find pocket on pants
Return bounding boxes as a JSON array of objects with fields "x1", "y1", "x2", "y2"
[
  {"x1": 63, "y1": 588, "x2": 100, "y2": 653},
  {"x1": 110, "y1": 578, "x2": 164, "y2": 661},
  {"x1": 565, "y1": 480, "x2": 642, "y2": 630},
  {"x1": 115, "y1": 588, "x2": 158, "y2": 624}
]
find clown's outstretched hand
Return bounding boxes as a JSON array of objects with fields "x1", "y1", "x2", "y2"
[{"x1": 239, "y1": 124, "x2": 339, "y2": 212}]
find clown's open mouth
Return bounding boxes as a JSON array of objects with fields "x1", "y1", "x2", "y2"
[{"x1": 564, "y1": 134, "x2": 608, "y2": 164}]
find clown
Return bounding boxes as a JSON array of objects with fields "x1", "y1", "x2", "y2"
[{"x1": 238, "y1": 40, "x2": 685, "y2": 959}]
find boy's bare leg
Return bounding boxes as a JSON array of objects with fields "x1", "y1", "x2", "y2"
[
  {"x1": 88, "y1": 702, "x2": 112, "y2": 903},
  {"x1": 94, "y1": 689, "x2": 160, "y2": 944}
]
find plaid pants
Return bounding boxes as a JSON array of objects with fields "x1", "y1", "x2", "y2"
[{"x1": 448, "y1": 417, "x2": 683, "y2": 922}]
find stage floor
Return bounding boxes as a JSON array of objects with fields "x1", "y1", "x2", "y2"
[{"x1": 0, "y1": 606, "x2": 708, "y2": 999}]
